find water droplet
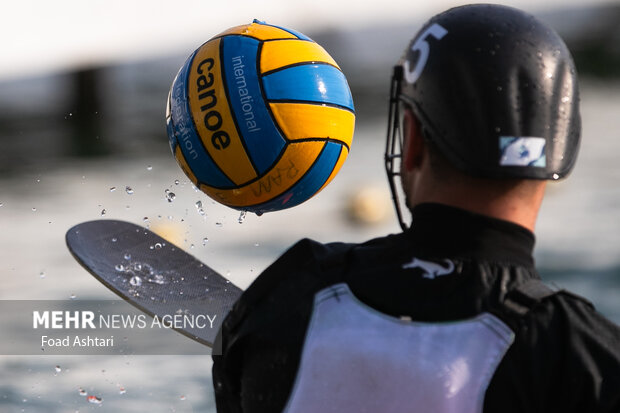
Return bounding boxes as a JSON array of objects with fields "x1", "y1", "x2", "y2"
[
  {"x1": 174, "y1": 179, "x2": 180, "y2": 185},
  {"x1": 195, "y1": 201, "x2": 202, "y2": 209},
  {"x1": 78, "y1": 388, "x2": 87, "y2": 396},
  {"x1": 124, "y1": 253, "x2": 131, "y2": 260},
  {"x1": 254, "y1": 243, "x2": 260, "y2": 247},
  {"x1": 238, "y1": 211, "x2": 246, "y2": 224},
  {"x1": 116, "y1": 264, "x2": 126, "y2": 272},
  {"x1": 40, "y1": 271, "x2": 46, "y2": 279},
  {"x1": 100, "y1": 209, "x2": 106, "y2": 216},
  {"x1": 36, "y1": 178, "x2": 41, "y2": 183},
  {"x1": 154, "y1": 242, "x2": 162, "y2": 250},
  {"x1": 190, "y1": 244, "x2": 195, "y2": 249},
  {"x1": 32, "y1": 207, "x2": 37, "y2": 212},
  {"x1": 55, "y1": 365, "x2": 61, "y2": 373},
  {"x1": 150, "y1": 274, "x2": 165, "y2": 285},
  {"x1": 143, "y1": 217, "x2": 149, "y2": 223},
  {"x1": 125, "y1": 186, "x2": 134, "y2": 195},
  {"x1": 69, "y1": 294, "x2": 76, "y2": 300},
  {"x1": 111, "y1": 237, "x2": 117, "y2": 243},
  {"x1": 494, "y1": 127, "x2": 501, "y2": 133},
  {"x1": 496, "y1": 86, "x2": 503, "y2": 92},
  {"x1": 216, "y1": 222, "x2": 223, "y2": 227},
  {"x1": 165, "y1": 190, "x2": 176, "y2": 203},
  {"x1": 255, "y1": 211, "x2": 263, "y2": 217},
  {"x1": 109, "y1": 186, "x2": 116, "y2": 192},
  {"x1": 552, "y1": 173, "x2": 560, "y2": 180},
  {"x1": 180, "y1": 395, "x2": 186, "y2": 401},
  {"x1": 87, "y1": 395, "x2": 103, "y2": 405},
  {"x1": 0, "y1": 202, "x2": 3, "y2": 207},
  {"x1": 119, "y1": 387, "x2": 126, "y2": 395},
  {"x1": 202, "y1": 237, "x2": 209, "y2": 246},
  {"x1": 147, "y1": 165, "x2": 153, "y2": 171},
  {"x1": 129, "y1": 276, "x2": 142, "y2": 287}
]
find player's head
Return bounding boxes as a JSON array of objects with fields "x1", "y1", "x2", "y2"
[{"x1": 385, "y1": 4, "x2": 581, "y2": 229}]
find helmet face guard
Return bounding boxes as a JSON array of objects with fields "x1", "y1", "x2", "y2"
[
  {"x1": 385, "y1": 66, "x2": 409, "y2": 231},
  {"x1": 385, "y1": 4, "x2": 581, "y2": 229}
]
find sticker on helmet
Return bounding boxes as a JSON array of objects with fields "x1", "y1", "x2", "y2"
[{"x1": 499, "y1": 137, "x2": 546, "y2": 167}]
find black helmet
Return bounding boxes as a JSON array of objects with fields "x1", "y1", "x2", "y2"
[{"x1": 385, "y1": 4, "x2": 581, "y2": 229}]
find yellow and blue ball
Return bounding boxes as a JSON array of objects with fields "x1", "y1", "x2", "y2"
[{"x1": 166, "y1": 20, "x2": 355, "y2": 214}]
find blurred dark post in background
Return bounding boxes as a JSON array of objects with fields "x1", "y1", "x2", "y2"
[{"x1": 68, "y1": 67, "x2": 109, "y2": 157}]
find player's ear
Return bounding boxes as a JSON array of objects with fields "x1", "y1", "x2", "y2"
[{"x1": 402, "y1": 108, "x2": 426, "y2": 171}]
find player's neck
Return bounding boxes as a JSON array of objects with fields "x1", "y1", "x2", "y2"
[{"x1": 408, "y1": 177, "x2": 547, "y2": 233}]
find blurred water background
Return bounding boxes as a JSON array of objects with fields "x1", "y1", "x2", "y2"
[{"x1": 1, "y1": 1, "x2": 620, "y2": 411}]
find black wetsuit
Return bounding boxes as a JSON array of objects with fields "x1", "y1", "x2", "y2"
[{"x1": 213, "y1": 203, "x2": 620, "y2": 412}]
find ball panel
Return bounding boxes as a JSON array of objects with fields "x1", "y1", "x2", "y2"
[
  {"x1": 198, "y1": 141, "x2": 326, "y2": 209},
  {"x1": 262, "y1": 64, "x2": 354, "y2": 111},
  {"x1": 269, "y1": 103, "x2": 354, "y2": 146},
  {"x1": 173, "y1": 145, "x2": 199, "y2": 186},
  {"x1": 188, "y1": 38, "x2": 258, "y2": 186},
  {"x1": 214, "y1": 21, "x2": 297, "y2": 41},
  {"x1": 246, "y1": 141, "x2": 344, "y2": 212},
  {"x1": 168, "y1": 50, "x2": 235, "y2": 188},
  {"x1": 316, "y1": 145, "x2": 348, "y2": 194},
  {"x1": 259, "y1": 40, "x2": 338, "y2": 74},
  {"x1": 256, "y1": 21, "x2": 313, "y2": 41},
  {"x1": 221, "y1": 36, "x2": 287, "y2": 174}
]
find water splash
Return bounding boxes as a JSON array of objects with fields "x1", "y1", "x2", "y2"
[
  {"x1": 114, "y1": 260, "x2": 169, "y2": 286},
  {"x1": 151, "y1": 274, "x2": 165, "y2": 285}
]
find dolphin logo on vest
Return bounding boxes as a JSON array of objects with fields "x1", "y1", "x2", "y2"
[{"x1": 402, "y1": 257, "x2": 455, "y2": 279}]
